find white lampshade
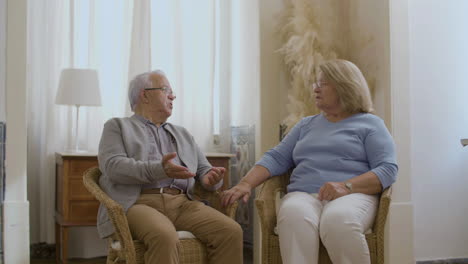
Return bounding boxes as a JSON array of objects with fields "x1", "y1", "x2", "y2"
[{"x1": 56, "y1": 68, "x2": 102, "y2": 106}]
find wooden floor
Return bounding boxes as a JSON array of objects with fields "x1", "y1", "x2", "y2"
[
  {"x1": 31, "y1": 257, "x2": 106, "y2": 264},
  {"x1": 32, "y1": 246, "x2": 253, "y2": 264}
]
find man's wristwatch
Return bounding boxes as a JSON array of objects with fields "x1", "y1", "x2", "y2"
[{"x1": 344, "y1": 181, "x2": 353, "y2": 193}]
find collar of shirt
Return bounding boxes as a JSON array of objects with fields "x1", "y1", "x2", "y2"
[{"x1": 133, "y1": 114, "x2": 168, "y2": 128}]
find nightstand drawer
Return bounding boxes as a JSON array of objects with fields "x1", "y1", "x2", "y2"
[
  {"x1": 67, "y1": 200, "x2": 99, "y2": 222},
  {"x1": 69, "y1": 178, "x2": 95, "y2": 200},
  {"x1": 68, "y1": 159, "x2": 98, "y2": 178}
]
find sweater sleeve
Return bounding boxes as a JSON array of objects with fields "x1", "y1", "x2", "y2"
[
  {"x1": 365, "y1": 119, "x2": 399, "y2": 189},
  {"x1": 98, "y1": 119, "x2": 167, "y2": 185},
  {"x1": 256, "y1": 118, "x2": 304, "y2": 176}
]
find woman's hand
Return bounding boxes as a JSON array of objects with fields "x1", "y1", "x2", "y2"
[
  {"x1": 221, "y1": 181, "x2": 252, "y2": 207},
  {"x1": 318, "y1": 181, "x2": 351, "y2": 201},
  {"x1": 220, "y1": 165, "x2": 271, "y2": 207}
]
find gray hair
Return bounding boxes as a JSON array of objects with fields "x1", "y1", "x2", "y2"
[{"x1": 128, "y1": 70, "x2": 166, "y2": 111}]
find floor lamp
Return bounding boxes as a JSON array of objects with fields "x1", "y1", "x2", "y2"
[{"x1": 55, "y1": 68, "x2": 101, "y2": 152}]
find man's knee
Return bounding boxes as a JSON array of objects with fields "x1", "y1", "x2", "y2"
[
  {"x1": 222, "y1": 218, "x2": 243, "y2": 242},
  {"x1": 146, "y1": 227, "x2": 179, "y2": 247},
  {"x1": 207, "y1": 217, "x2": 243, "y2": 246}
]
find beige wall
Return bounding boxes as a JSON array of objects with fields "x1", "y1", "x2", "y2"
[
  {"x1": 259, "y1": 0, "x2": 289, "y2": 155},
  {"x1": 345, "y1": 0, "x2": 391, "y2": 126}
]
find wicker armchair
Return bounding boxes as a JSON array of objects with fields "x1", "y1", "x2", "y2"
[
  {"x1": 83, "y1": 167, "x2": 238, "y2": 264},
  {"x1": 255, "y1": 173, "x2": 392, "y2": 264}
]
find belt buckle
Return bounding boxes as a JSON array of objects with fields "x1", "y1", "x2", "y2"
[{"x1": 160, "y1": 187, "x2": 164, "y2": 194}]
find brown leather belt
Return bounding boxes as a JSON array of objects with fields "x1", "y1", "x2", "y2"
[{"x1": 141, "y1": 187, "x2": 184, "y2": 195}]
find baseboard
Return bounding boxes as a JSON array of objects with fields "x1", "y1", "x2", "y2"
[
  {"x1": 417, "y1": 259, "x2": 468, "y2": 264},
  {"x1": 3, "y1": 200, "x2": 29, "y2": 264}
]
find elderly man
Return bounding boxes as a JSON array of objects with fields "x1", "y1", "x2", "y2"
[{"x1": 97, "y1": 70, "x2": 243, "y2": 264}]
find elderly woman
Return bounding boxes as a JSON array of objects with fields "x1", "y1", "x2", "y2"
[{"x1": 222, "y1": 59, "x2": 397, "y2": 264}]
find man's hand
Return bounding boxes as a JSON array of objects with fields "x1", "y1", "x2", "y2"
[
  {"x1": 221, "y1": 181, "x2": 252, "y2": 207},
  {"x1": 318, "y1": 181, "x2": 351, "y2": 201},
  {"x1": 162, "y1": 152, "x2": 195, "y2": 179},
  {"x1": 202, "y1": 167, "x2": 225, "y2": 187}
]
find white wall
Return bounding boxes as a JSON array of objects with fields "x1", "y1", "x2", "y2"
[
  {"x1": 67, "y1": 227, "x2": 107, "y2": 258},
  {"x1": 0, "y1": 0, "x2": 6, "y2": 122},
  {"x1": 388, "y1": 1, "x2": 415, "y2": 263},
  {"x1": 409, "y1": 0, "x2": 468, "y2": 261}
]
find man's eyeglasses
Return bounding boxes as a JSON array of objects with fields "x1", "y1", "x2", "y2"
[{"x1": 145, "y1": 87, "x2": 175, "y2": 96}]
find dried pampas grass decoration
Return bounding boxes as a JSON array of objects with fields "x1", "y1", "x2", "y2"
[{"x1": 277, "y1": 0, "x2": 337, "y2": 133}]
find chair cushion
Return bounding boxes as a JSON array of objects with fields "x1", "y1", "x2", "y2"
[
  {"x1": 177, "y1": 231, "x2": 197, "y2": 239},
  {"x1": 110, "y1": 231, "x2": 196, "y2": 250},
  {"x1": 109, "y1": 233, "x2": 207, "y2": 264}
]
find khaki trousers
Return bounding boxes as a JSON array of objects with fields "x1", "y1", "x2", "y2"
[{"x1": 127, "y1": 193, "x2": 243, "y2": 264}]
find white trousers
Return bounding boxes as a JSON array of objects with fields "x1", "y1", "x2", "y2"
[{"x1": 277, "y1": 192, "x2": 378, "y2": 264}]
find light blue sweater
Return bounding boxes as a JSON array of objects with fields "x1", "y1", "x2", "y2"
[{"x1": 257, "y1": 113, "x2": 398, "y2": 193}]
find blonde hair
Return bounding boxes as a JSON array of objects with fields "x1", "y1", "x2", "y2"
[{"x1": 319, "y1": 59, "x2": 374, "y2": 114}]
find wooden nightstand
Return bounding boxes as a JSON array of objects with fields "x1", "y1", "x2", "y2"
[
  {"x1": 55, "y1": 152, "x2": 234, "y2": 263},
  {"x1": 55, "y1": 152, "x2": 99, "y2": 264}
]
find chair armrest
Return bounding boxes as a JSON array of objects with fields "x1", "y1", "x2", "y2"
[
  {"x1": 225, "y1": 200, "x2": 239, "y2": 219},
  {"x1": 82, "y1": 167, "x2": 137, "y2": 264},
  {"x1": 373, "y1": 186, "x2": 392, "y2": 235},
  {"x1": 82, "y1": 168, "x2": 122, "y2": 212},
  {"x1": 255, "y1": 173, "x2": 289, "y2": 235},
  {"x1": 193, "y1": 182, "x2": 238, "y2": 219}
]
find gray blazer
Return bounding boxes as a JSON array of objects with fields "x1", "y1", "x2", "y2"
[{"x1": 96, "y1": 115, "x2": 220, "y2": 238}]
